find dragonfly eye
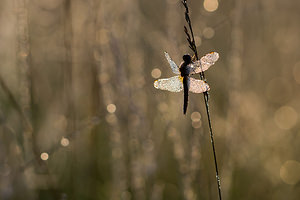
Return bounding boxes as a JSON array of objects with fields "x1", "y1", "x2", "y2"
[{"x1": 182, "y1": 54, "x2": 191, "y2": 63}]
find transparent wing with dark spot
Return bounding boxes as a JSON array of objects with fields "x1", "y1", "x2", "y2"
[
  {"x1": 188, "y1": 77, "x2": 210, "y2": 93},
  {"x1": 189, "y1": 52, "x2": 219, "y2": 74},
  {"x1": 154, "y1": 76, "x2": 183, "y2": 92},
  {"x1": 164, "y1": 52, "x2": 180, "y2": 75}
]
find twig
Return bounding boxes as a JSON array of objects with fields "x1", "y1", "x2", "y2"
[{"x1": 181, "y1": 1, "x2": 222, "y2": 199}]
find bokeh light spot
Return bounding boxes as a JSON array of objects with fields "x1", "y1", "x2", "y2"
[
  {"x1": 158, "y1": 102, "x2": 168, "y2": 112},
  {"x1": 19, "y1": 51, "x2": 28, "y2": 58},
  {"x1": 203, "y1": 27, "x2": 215, "y2": 39},
  {"x1": 151, "y1": 68, "x2": 161, "y2": 79},
  {"x1": 274, "y1": 106, "x2": 298, "y2": 130},
  {"x1": 54, "y1": 115, "x2": 67, "y2": 131},
  {"x1": 40, "y1": 152, "x2": 49, "y2": 161},
  {"x1": 203, "y1": 0, "x2": 219, "y2": 12},
  {"x1": 280, "y1": 160, "x2": 300, "y2": 185},
  {"x1": 192, "y1": 121, "x2": 202, "y2": 129},
  {"x1": 106, "y1": 114, "x2": 117, "y2": 124},
  {"x1": 107, "y1": 104, "x2": 116, "y2": 113},
  {"x1": 61, "y1": 137, "x2": 70, "y2": 147},
  {"x1": 194, "y1": 36, "x2": 202, "y2": 47},
  {"x1": 191, "y1": 112, "x2": 201, "y2": 122}
]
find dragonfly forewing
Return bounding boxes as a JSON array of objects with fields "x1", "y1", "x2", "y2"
[{"x1": 189, "y1": 52, "x2": 219, "y2": 74}]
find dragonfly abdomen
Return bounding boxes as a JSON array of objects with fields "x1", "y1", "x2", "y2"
[
  {"x1": 183, "y1": 76, "x2": 189, "y2": 115},
  {"x1": 180, "y1": 56, "x2": 192, "y2": 115}
]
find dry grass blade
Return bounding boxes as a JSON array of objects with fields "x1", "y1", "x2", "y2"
[{"x1": 181, "y1": 0, "x2": 222, "y2": 200}]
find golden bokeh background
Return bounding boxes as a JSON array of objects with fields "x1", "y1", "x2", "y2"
[{"x1": 0, "y1": 0, "x2": 300, "y2": 199}]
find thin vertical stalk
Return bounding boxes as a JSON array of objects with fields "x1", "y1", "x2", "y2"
[
  {"x1": 14, "y1": 0, "x2": 33, "y2": 161},
  {"x1": 225, "y1": 0, "x2": 243, "y2": 196},
  {"x1": 96, "y1": 2, "x2": 129, "y2": 199},
  {"x1": 63, "y1": 0, "x2": 76, "y2": 136},
  {"x1": 181, "y1": 1, "x2": 222, "y2": 200}
]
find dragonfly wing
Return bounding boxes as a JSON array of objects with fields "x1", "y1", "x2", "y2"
[
  {"x1": 188, "y1": 77, "x2": 210, "y2": 93},
  {"x1": 164, "y1": 52, "x2": 180, "y2": 75},
  {"x1": 189, "y1": 52, "x2": 219, "y2": 74},
  {"x1": 154, "y1": 76, "x2": 183, "y2": 92}
]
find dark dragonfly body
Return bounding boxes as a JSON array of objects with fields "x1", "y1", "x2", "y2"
[
  {"x1": 179, "y1": 55, "x2": 192, "y2": 115},
  {"x1": 154, "y1": 51, "x2": 218, "y2": 115}
]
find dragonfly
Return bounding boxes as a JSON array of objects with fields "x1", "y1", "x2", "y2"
[{"x1": 154, "y1": 51, "x2": 219, "y2": 114}]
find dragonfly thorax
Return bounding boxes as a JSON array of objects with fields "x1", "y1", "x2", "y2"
[{"x1": 180, "y1": 54, "x2": 192, "y2": 77}]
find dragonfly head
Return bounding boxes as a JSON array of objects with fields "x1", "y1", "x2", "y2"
[{"x1": 182, "y1": 54, "x2": 191, "y2": 64}]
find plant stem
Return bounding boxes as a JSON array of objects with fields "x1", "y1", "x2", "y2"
[
  {"x1": 203, "y1": 93, "x2": 222, "y2": 200},
  {"x1": 181, "y1": 1, "x2": 222, "y2": 199}
]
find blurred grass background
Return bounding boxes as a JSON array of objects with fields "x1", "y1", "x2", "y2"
[{"x1": 1, "y1": 0, "x2": 300, "y2": 199}]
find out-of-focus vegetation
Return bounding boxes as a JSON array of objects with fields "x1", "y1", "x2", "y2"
[{"x1": 1, "y1": 0, "x2": 300, "y2": 199}]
